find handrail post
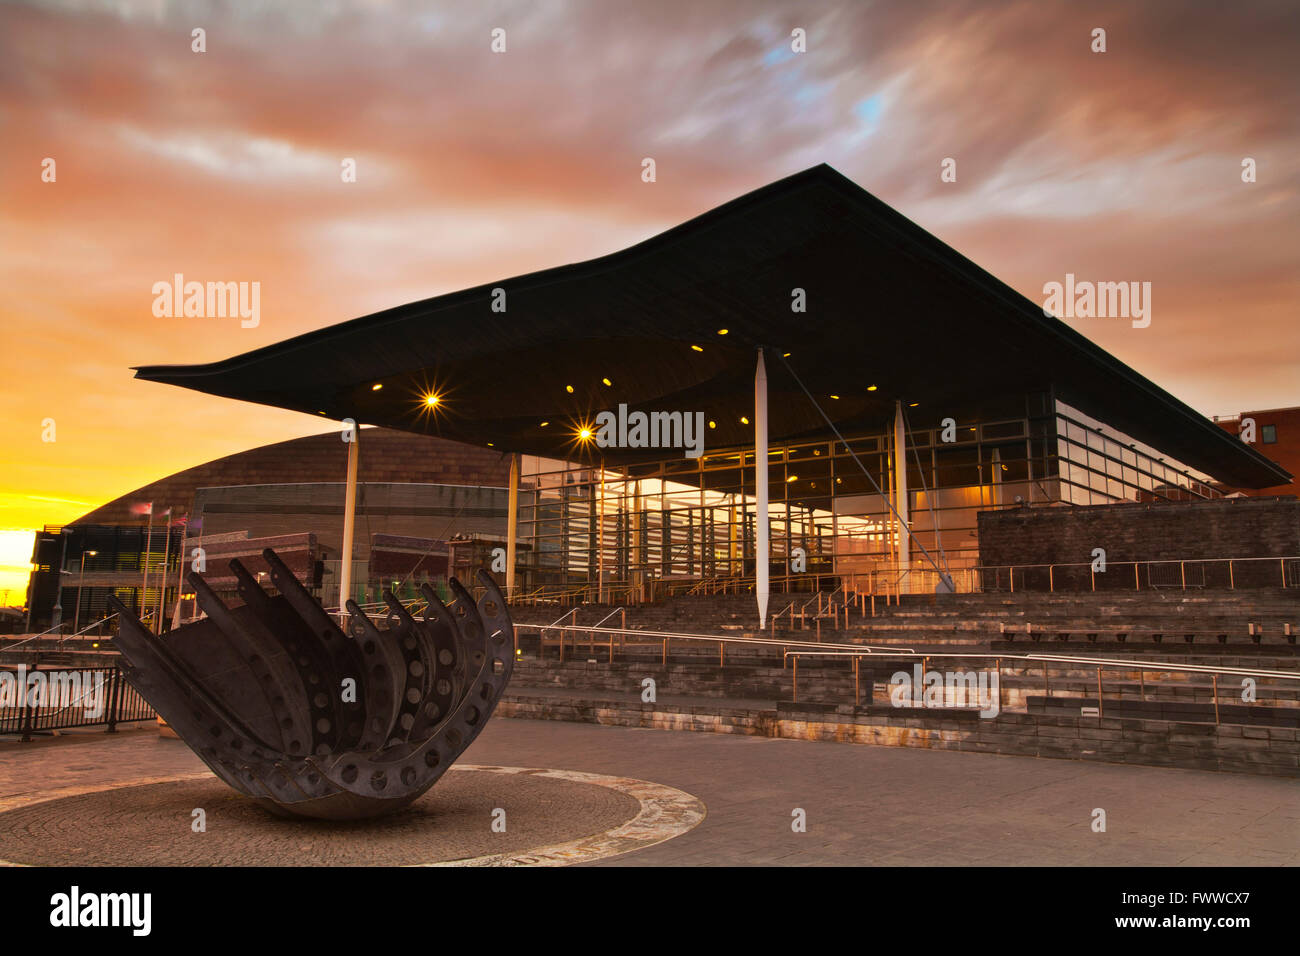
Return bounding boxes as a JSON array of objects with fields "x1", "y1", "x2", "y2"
[
  {"x1": 1212, "y1": 674, "x2": 1220, "y2": 724},
  {"x1": 1135, "y1": 562, "x2": 1140, "y2": 591},
  {"x1": 854, "y1": 656, "x2": 860, "y2": 708},
  {"x1": 1096, "y1": 667, "x2": 1103, "y2": 718},
  {"x1": 1049, "y1": 565, "x2": 1054, "y2": 592},
  {"x1": 792, "y1": 655, "x2": 798, "y2": 703},
  {"x1": 19, "y1": 667, "x2": 34, "y2": 742},
  {"x1": 1228, "y1": 560, "x2": 1234, "y2": 590},
  {"x1": 106, "y1": 666, "x2": 122, "y2": 734},
  {"x1": 1180, "y1": 561, "x2": 1186, "y2": 590}
]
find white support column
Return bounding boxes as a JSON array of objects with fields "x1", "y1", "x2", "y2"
[
  {"x1": 506, "y1": 453, "x2": 519, "y2": 599},
  {"x1": 893, "y1": 400, "x2": 910, "y2": 577},
  {"x1": 755, "y1": 349, "x2": 770, "y2": 628},
  {"x1": 597, "y1": 460, "x2": 606, "y2": 603},
  {"x1": 338, "y1": 426, "x2": 360, "y2": 623}
]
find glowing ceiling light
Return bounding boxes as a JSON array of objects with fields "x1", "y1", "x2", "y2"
[
  {"x1": 830, "y1": 395, "x2": 840, "y2": 400},
  {"x1": 578, "y1": 427, "x2": 593, "y2": 441},
  {"x1": 717, "y1": 328, "x2": 728, "y2": 335},
  {"x1": 740, "y1": 416, "x2": 750, "y2": 425},
  {"x1": 909, "y1": 402, "x2": 919, "y2": 407},
  {"x1": 691, "y1": 345, "x2": 704, "y2": 352},
  {"x1": 566, "y1": 385, "x2": 574, "y2": 393},
  {"x1": 867, "y1": 385, "x2": 878, "y2": 391},
  {"x1": 601, "y1": 377, "x2": 612, "y2": 386},
  {"x1": 540, "y1": 421, "x2": 549, "y2": 427},
  {"x1": 787, "y1": 475, "x2": 798, "y2": 482},
  {"x1": 424, "y1": 394, "x2": 441, "y2": 407},
  {"x1": 708, "y1": 421, "x2": 716, "y2": 429},
  {"x1": 371, "y1": 383, "x2": 383, "y2": 391}
]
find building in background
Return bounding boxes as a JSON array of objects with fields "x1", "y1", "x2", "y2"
[
  {"x1": 126, "y1": 165, "x2": 1292, "y2": 601},
  {"x1": 24, "y1": 428, "x2": 512, "y2": 631},
  {"x1": 1213, "y1": 407, "x2": 1300, "y2": 497},
  {"x1": 21, "y1": 167, "x2": 1297, "y2": 625}
]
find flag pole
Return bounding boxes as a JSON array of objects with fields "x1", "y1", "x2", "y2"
[
  {"x1": 156, "y1": 509, "x2": 172, "y2": 633},
  {"x1": 171, "y1": 513, "x2": 189, "y2": 630},
  {"x1": 140, "y1": 502, "x2": 154, "y2": 633}
]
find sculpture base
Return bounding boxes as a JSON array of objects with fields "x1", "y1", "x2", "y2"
[{"x1": 0, "y1": 766, "x2": 704, "y2": 866}]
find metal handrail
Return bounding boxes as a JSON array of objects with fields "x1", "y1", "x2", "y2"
[
  {"x1": 518, "y1": 622, "x2": 1297, "y2": 683},
  {"x1": 780, "y1": 648, "x2": 1300, "y2": 681},
  {"x1": 3, "y1": 608, "x2": 131, "y2": 652},
  {"x1": 540, "y1": 607, "x2": 579, "y2": 640},
  {"x1": 70, "y1": 612, "x2": 118, "y2": 637},
  {"x1": 518, "y1": 622, "x2": 912, "y2": 655},
  {"x1": 769, "y1": 600, "x2": 797, "y2": 630},
  {"x1": 589, "y1": 607, "x2": 626, "y2": 629}
]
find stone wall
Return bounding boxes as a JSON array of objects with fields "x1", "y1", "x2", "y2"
[
  {"x1": 497, "y1": 694, "x2": 1300, "y2": 778},
  {"x1": 977, "y1": 496, "x2": 1300, "y2": 589}
]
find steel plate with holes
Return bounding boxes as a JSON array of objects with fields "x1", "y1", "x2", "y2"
[{"x1": 106, "y1": 548, "x2": 515, "y2": 820}]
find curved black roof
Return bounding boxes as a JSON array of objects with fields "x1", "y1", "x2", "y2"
[{"x1": 134, "y1": 164, "x2": 1288, "y2": 488}]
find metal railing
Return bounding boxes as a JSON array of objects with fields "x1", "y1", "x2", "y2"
[
  {"x1": 537, "y1": 607, "x2": 630, "y2": 662},
  {"x1": 0, "y1": 664, "x2": 156, "y2": 740},
  {"x1": 507, "y1": 553, "x2": 1300, "y2": 607},
  {"x1": 516, "y1": 622, "x2": 1299, "y2": 725},
  {"x1": 843, "y1": 555, "x2": 1300, "y2": 595},
  {"x1": 1, "y1": 612, "x2": 121, "y2": 661}
]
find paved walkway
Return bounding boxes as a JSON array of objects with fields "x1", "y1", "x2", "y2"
[{"x1": 1, "y1": 718, "x2": 1296, "y2": 865}]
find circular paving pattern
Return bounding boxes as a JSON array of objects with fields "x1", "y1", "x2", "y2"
[{"x1": 0, "y1": 766, "x2": 705, "y2": 867}]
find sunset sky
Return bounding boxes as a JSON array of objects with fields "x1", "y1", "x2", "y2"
[{"x1": 1, "y1": 0, "x2": 1297, "y2": 602}]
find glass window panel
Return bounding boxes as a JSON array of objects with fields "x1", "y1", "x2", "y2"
[{"x1": 982, "y1": 421, "x2": 1026, "y2": 439}]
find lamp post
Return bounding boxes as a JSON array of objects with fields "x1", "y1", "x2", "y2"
[
  {"x1": 51, "y1": 532, "x2": 70, "y2": 633},
  {"x1": 73, "y1": 550, "x2": 98, "y2": 635}
]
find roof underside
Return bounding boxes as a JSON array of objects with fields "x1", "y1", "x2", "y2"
[{"x1": 133, "y1": 164, "x2": 1289, "y2": 490}]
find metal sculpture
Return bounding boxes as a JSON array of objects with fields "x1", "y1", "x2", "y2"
[{"x1": 107, "y1": 549, "x2": 514, "y2": 820}]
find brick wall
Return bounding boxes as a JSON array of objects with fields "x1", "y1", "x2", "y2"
[{"x1": 977, "y1": 496, "x2": 1300, "y2": 589}]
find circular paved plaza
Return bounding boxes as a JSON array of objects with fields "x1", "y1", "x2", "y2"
[
  {"x1": 0, "y1": 764, "x2": 704, "y2": 867},
  {"x1": 1, "y1": 719, "x2": 1296, "y2": 866}
]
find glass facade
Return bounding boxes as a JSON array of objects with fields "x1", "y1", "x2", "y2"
[
  {"x1": 1054, "y1": 401, "x2": 1219, "y2": 505},
  {"x1": 510, "y1": 393, "x2": 1223, "y2": 597}
]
